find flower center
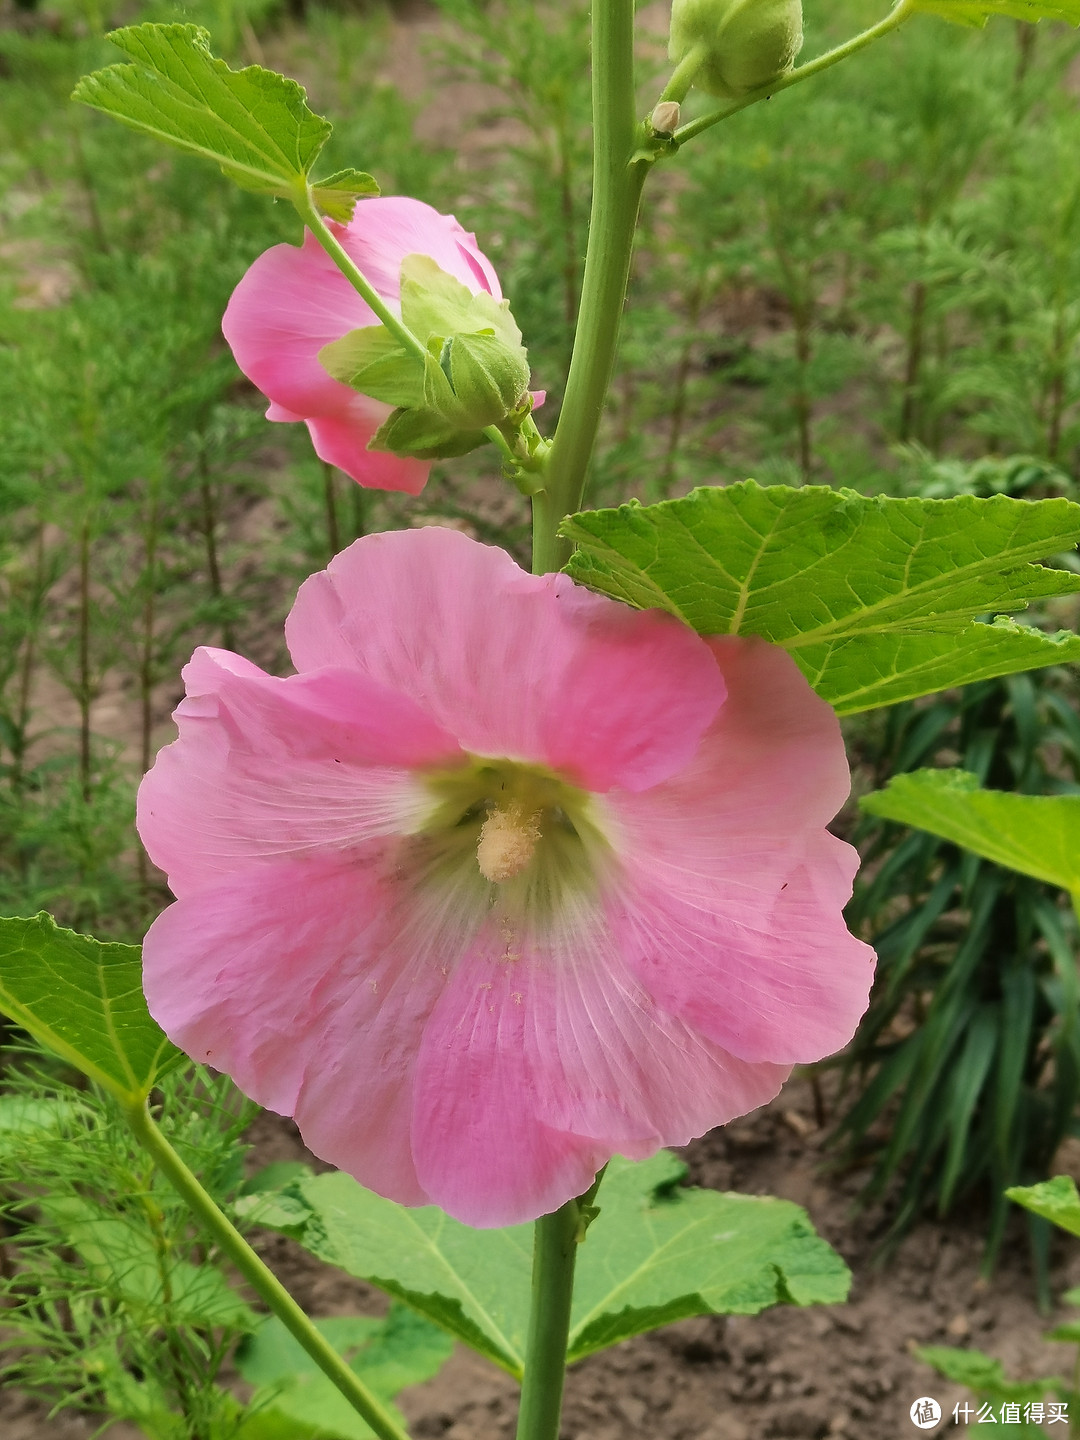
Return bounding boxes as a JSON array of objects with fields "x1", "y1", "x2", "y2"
[
  {"x1": 476, "y1": 803, "x2": 541, "y2": 883},
  {"x1": 407, "y1": 756, "x2": 613, "y2": 928}
]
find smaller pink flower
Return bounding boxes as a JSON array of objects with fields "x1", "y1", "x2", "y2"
[
  {"x1": 138, "y1": 529, "x2": 875, "y2": 1228},
  {"x1": 222, "y1": 197, "x2": 503, "y2": 494}
]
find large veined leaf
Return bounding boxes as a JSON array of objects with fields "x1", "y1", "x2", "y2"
[
  {"x1": 239, "y1": 1152, "x2": 849, "y2": 1378},
  {"x1": 72, "y1": 24, "x2": 377, "y2": 217},
  {"x1": 908, "y1": 0, "x2": 1080, "y2": 28},
  {"x1": 0, "y1": 913, "x2": 179, "y2": 1105},
  {"x1": 561, "y1": 484, "x2": 1080, "y2": 713},
  {"x1": 860, "y1": 770, "x2": 1080, "y2": 898},
  {"x1": 234, "y1": 1307, "x2": 453, "y2": 1440}
]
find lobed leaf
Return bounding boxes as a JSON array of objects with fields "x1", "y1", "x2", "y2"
[
  {"x1": 1005, "y1": 1175, "x2": 1080, "y2": 1237},
  {"x1": 561, "y1": 483, "x2": 1080, "y2": 713},
  {"x1": 239, "y1": 1152, "x2": 849, "y2": 1378},
  {"x1": 860, "y1": 770, "x2": 1080, "y2": 897},
  {"x1": 908, "y1": 0, "x2": 1080, "y2": 28},
  {"x1": 0, "y1": 913, "x2": 179, "y2": 1105},
  {"x1": 72, "y1": 24, "x2": 371, "y2": 214},
  {"x1": 234, "y1": 1306, "x2": 452, "y2": 1440}
]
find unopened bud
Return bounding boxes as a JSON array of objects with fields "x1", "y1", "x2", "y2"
[
  {"x1": 651, "y1": 101, "x2": 681, "y2": 136},
  {"x1": 669, "y1": 0, "x2": 803, "y2": 100}
]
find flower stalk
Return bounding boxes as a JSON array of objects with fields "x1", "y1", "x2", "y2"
[{"x1": 122, "y1": 1098, "x2": 413, "y2": 1440}]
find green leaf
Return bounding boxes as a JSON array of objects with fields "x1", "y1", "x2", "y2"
[
  {"x1": 908, "y1": 0, "x2": 1080, "y2": 29},
  {"x1": 563, "y1": 1151, "x2": 850, "y2": 1362},
  {"x1": 560, "y1": 484, "x2": 1080, "y2": 714},
  {"x1": 234, "y1": 1306, "x2": 453, "y2": 1440},
  {"x1": 319, "y1": 327, "x2": 424, "y2": 408},
  {"x1": 399, "y1": 255, "x2": 522, "y2": 351},
  {"x1": 0, "y1": 913, "x2": 180, "y2": 1105},
  {"x1": 916, "y1": 1345, "x2": 1054, "y2": 1409},
  {"x1": 72, "y1": 24, "x2": 334, "y2": 200},
  {"x1": 311, "y1": 168, "x2": 380, "y2": 223},
  {"x1": 1005, "y1": 1175, "x2": 1080, "y2": 1237},
  {"x1": 860, "y1": 770, "x2": 1080, "y2": 896},
  {"x1": 240, "y1": 1152, "x2": 849, "y2": 1378}
]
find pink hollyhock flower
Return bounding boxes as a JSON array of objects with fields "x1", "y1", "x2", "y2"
[
  {"x1": 137, "y1": 529, "x2": 874, "y2": 1229},
  {"x1": 222, "y1": 197, "x2": 504, "y2": 494}
]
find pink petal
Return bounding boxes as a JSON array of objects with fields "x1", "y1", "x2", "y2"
[
  {"x1": 137, "y1": 646, "x2": 460, "y2": 897},
  {"x1": 616, "y1": 833, "x2": 872, "y2": 1065},
  {"x1": 142, "y1": 857, "x2": 439, "y2": 1207},
  {"x1": 410, "y1": 904, "x2": 787, "y2": 1227},
  {"x1": 222, "y1": 198, "x2": 498, "y2": 493},
  {"x1": 304, "y1": 407, "x2": 430, "y2": 495},
  {"x1": 329, "y1": 196, "x2": 503, "y2": 302},
  {"x1": 608, "y1": 638, "x2": 874, "y2": 1063},
  {"x1": 223, "y1": 229, "x2": 378, "y2": 421},
  {"x1": 285, "y1": 528, "x2": 726, "y2": 791}
]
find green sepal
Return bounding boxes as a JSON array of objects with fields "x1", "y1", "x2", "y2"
[
  {"x1": 311, "y1": 167, "x2": 380, "y2": 222},
  {"x1": 440, "y1": 331, "x2": 532, "y2": 430},
  {"x1": 669, "y1": 0, "x2": 803, "y2": 98},
  {"x1": 368, "y1": 403, "x2": 487, "y2": 460},
  {"x1": 72, "y1": 24, "x2": 333, "y2": 201},
  {"x1": 399, "y1": 254, "x2": 522, "y2": 350},
  {"x1": 0, "y1": 913, "x2": 181, "y2": 1105},
  {"x1": 320, "y1": 326, "x2": 425, "y2": 408}
]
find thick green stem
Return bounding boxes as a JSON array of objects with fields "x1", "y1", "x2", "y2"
[
  {"x1": 532, "y1": 0, "x2": 647, "y2": 574},
  {"x1": 513, "y1": 1200, "x2": 583, "y2": 1440},
  {"x1": 123, "y1": 1100, "x2": 412, "y2": 1440},
  {"x1": 295, "y1": 191, "x2": 427, "y2": 362},
  {"x1": 672, "y1": 0, "x2": 915, "y2": 145}
]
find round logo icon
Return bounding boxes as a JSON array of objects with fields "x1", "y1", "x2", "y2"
[{"x1": 910, "y1": 1397, "x2": 942, "y2": 1429}]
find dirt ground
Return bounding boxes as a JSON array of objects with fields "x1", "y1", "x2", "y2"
[{"x1": 3, "y1": 1067, "x2": 1076, "y2": 1440}]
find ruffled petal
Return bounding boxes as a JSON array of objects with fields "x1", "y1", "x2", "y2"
[
  {"x1": 605, "y1": 637, "x2": 872, "y2": 1063},
  {"x1": 137, "y1": 647, "x2": 460, "y2": 897},
  {"x1": 285, "y1": 529, "x2": 726, "y2": 791},
  {"x1": 410, "y1": 900, "x2": 788, "y2": 1227},
  {"x1": 142, "y1": 857, "x2": 439, "y2": 1206},
  {"x1": 614, "y1": 832, "x2": 873, "y2": 1065}
]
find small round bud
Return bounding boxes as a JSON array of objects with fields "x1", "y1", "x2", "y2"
[
  {"x1": 651, "y1": 101, "x2": 682, "y2": 136},
  {"x1": 669, "y1": 0, "x2": 803, "y2": 100}
]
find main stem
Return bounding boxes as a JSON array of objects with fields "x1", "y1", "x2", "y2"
[
  {"x1": 532, "y1": 0, "x2": 647, "y2": 574},
  {"x1": 514, "y1": 1199, "x2": 583, "y2": 1440},
  {"x1": 123, "y1": 1100, "x2": 412, "y2": 1440}
]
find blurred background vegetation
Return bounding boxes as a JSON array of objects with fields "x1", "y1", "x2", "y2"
[{"x1": 4, "y1": 0, "x2": 1080, "y2": 1366}]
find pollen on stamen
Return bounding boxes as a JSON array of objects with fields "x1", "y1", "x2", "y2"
[{"x1": 476, "y1": 803, "x2": 541, "y2": 883}]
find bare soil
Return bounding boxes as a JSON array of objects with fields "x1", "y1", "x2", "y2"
[{"x1": 3, "y1": 1068, "x2": 1076, "y2": 1440}]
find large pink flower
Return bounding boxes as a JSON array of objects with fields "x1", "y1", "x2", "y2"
[
  {"x1": 222, "y1": 197, "x2": 503, "y2": 494},
  {"x1": 137, "y1": 529, "x2": 874, "y2": 1228}
]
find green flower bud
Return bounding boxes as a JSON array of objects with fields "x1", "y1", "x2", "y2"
[
  {"x1": 669, "y1": 0, "x2": 803, "y2": 100},
  {"x1": 434, "y1": 331, "x2": 532, "y2": 432}
]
